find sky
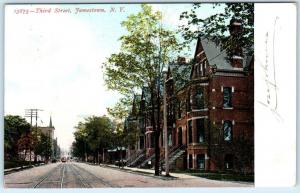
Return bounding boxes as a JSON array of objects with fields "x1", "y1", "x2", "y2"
[{"x1": 5, "y1": 3, "x2": 223, "y2": 151}]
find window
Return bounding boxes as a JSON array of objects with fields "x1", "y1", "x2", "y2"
[
  {"x1": 168, "y1": 130, "x2": 172, "y2": 146},
  {"x1": 188, "y1": 154, "x2": 193, "y2": 168},
  {"x1": 200, "y1": 63, "x2": 203, "y2": 76},
  {"x1": 223, "y1": 120, "x2": 233, "y2": 141},
  {"x1": 224, "y1": 154, "x2": 233, "y2": 170},
  {"x1": 223, "y1": 87, "x2": 232, "y2": 108},
  {"x1": 195, "y1": 64, "x2": 199, "y2": 76},
  {"x1": 178, "y1": 127, "x2": 182, "y2": 145},
  {"x1": 188, "y1": 120, "x2": 193, "y2": 144},
  {"x1": 139, "y1": 136, "x2": 144, "y2": 149},
  {"x1": 196, "y1": 119, "x2": 205, "y2": 143},
  {"x1": 197, "y1": 154, "x2": 205, "y2": 169},
  {"x1": 177, "y1": 101, "x2": 182, "y2": 118},
  {"x1": 186, "y1": 92, "x2": 191, "y2": 112},
  {"x1": 150, "y1": 133, "x2": 155, "y2": 148},
  {"x1": 195, "y1": 87, "x2": 204, "y2": 109}
]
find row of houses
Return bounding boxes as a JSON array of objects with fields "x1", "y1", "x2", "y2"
[{"x1": 124, "y1": 18, "x2": 254, "y2": 174}]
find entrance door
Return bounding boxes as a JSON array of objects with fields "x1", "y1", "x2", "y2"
[
  {"x1": 197, "y1": 154, "x2": 205, "y2": 170},
  {"x1": 178, "y1": 127, "x2": 182, "y2": 145}
]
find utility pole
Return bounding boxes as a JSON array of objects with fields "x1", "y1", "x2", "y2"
[
  {"x1": 25, "y1": 109, "x2": 43, "y2": 162},
  {"x1": 163, "y1": 69, "x2": 170, "y2": 176}
]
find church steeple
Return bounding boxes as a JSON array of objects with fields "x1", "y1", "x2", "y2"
[{"x1": 49, "y1": 116, "x2": 53, "y2": 127}]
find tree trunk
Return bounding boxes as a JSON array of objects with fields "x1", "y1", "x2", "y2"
[
  {"x1": 150, "y1": 86, "x2": 160, "y2": 176},
  {"x1": 102, "y1": 148, "x2": 105, "y2": 163},
  {"x1": 120, "y1": 149, "x2": 123, "y2": 168},
  {"x1": 24, "y1": 149, "x2": 27, "y2": 161}
]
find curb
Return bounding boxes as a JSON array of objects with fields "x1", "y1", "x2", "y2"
[
  {"x1": 4, "y1": 163, "x2": 45, "y2": 175},
  {"x1": 97, "y1": 163, "x2": 177, "y2": 181}
]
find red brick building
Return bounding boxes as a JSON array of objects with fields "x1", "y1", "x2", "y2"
[{"x1": 126, "y1": 18, "x2": 254, "y2": 174}]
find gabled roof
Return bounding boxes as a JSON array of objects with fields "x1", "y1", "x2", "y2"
[{"x1": 195, "y1": 37, "x2": 251, "y2": 71}]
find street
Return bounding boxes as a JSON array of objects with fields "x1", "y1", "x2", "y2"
[{"x1": 4, "y1": 162, "x2": 253, "y2": 188}]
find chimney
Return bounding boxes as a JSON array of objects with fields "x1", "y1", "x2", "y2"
[
  {"x1": 177, "y1": 57, "x2": 186, "y2": 65},
  {"x1": 229, "y1": 17, "x2": 243, "y2": 68}
]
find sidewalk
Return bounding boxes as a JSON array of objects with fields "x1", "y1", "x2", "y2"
[
  {"x1": 4, "y1": 163, "x2": 45, "y2": 175},
  {"x1": 101, "y1": 164, "x2": 198, "y2": 179}
]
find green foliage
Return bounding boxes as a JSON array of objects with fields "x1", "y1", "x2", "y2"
[
  {"x1": 53, "y1": 138, "x2": 61, "y2": 159},
  {"x1": 107, "y1": 97, "x2": 133, "y2": 121},
  {"x1": 72, "y1": 116, "x2": 115, "y2": 160},
  {"x1": 35, "y1": 133, "x2": 52, "y2": 161},
  {"x1": 179, "y1": 3, "x2": 254, "y2": 56},
  {"x1": 103, "y1": 4, "x2": 181, "y2": 174},
  {"x1": 4, "y1": 115, "x2": 31, "y2": 159},
  {"x1": 17, "y1": 133, "x2": 35, "y2": 160},
  {"x1": 103, "y1": 4, "x2": 180, "y2": 96}
]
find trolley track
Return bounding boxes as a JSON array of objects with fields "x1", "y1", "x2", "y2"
[
  {"x1": 70, "y1": 163, "x2": 120, "y2": 188},
  {"x1": 32, "y1": 163, "x2": 64, "y2": 188}
]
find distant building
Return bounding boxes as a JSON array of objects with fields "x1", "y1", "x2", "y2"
[
  {"x1": 39, "y1": 116, "x2": 55, "y2": 159},
  {"x1": 39, "y1": 116, "x2": 55, "y2": 140}
]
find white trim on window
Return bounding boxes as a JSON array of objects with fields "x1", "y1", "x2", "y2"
[
  {"x1": 192, "y1": 108, "x2": 208, "y2": 112},
  {"x1": 187, "y1": 116, "x2": 208, "y2": 121},
  {"x1": 223, "y1": 107, "x2": 234, "y2": 110}
]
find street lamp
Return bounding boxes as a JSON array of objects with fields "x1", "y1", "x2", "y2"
[{"x1": 162, "y1": 67, "x2": 170, "y2": 176}]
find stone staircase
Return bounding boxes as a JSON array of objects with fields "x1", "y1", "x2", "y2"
[
  {"x1": 138, "y1": 145, "x2": 182, "y2": 169},
  {"x1": 161, "y1": 145, "x2": 186, "y2": 170},
  {"x1": 127, "y1": 149, "x2": 146, "y2": 167},
  {"x1": 138, "y1": 151, "x2": 163, "y2": 168}
]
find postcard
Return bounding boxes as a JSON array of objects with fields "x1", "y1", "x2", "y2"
[{"x1": 3, "y1": 2, "x2": 296, "y2": 188}]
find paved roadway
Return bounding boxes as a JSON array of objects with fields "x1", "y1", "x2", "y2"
[{"x1": 4, "y1": 162, "x2": 253, "y2": 188}]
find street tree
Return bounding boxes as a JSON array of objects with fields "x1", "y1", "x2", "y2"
[
  {"x1": 17, "y1": 133, "x2": 35, "y2": 161},
  {"x1": 85, "y1": 116, "x2": 114, "y2": 163},
  {"x1": 72, "y1": 116, "x2": 115, "y2": 163},
  {"x1": 179, "y1": 3, "x2": 254, "y2": 57},
  {"x1": 4, "y1": 115, "x2": 31, "y2": 160},
  {"x1": 103, "y1": 4, "x2": 180, "y2": 175},
  {"x1": 72, "y1": 122, "x2": 89, "y2": 161},
  {"x1": 35, "y1": 132, "x2": 52, "y2": 162}
]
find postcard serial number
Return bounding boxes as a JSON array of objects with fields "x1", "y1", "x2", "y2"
[{"x1": 13, "y1": 7, "x2": 125, "y2": 15}]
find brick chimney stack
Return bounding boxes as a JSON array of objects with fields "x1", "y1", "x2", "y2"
[
  {"x1": 177, "y1": 57, "x2": 186, "y2": 65},
  {"x1": 229, "y1": 17, "x2": 243, "y2": 68}
]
